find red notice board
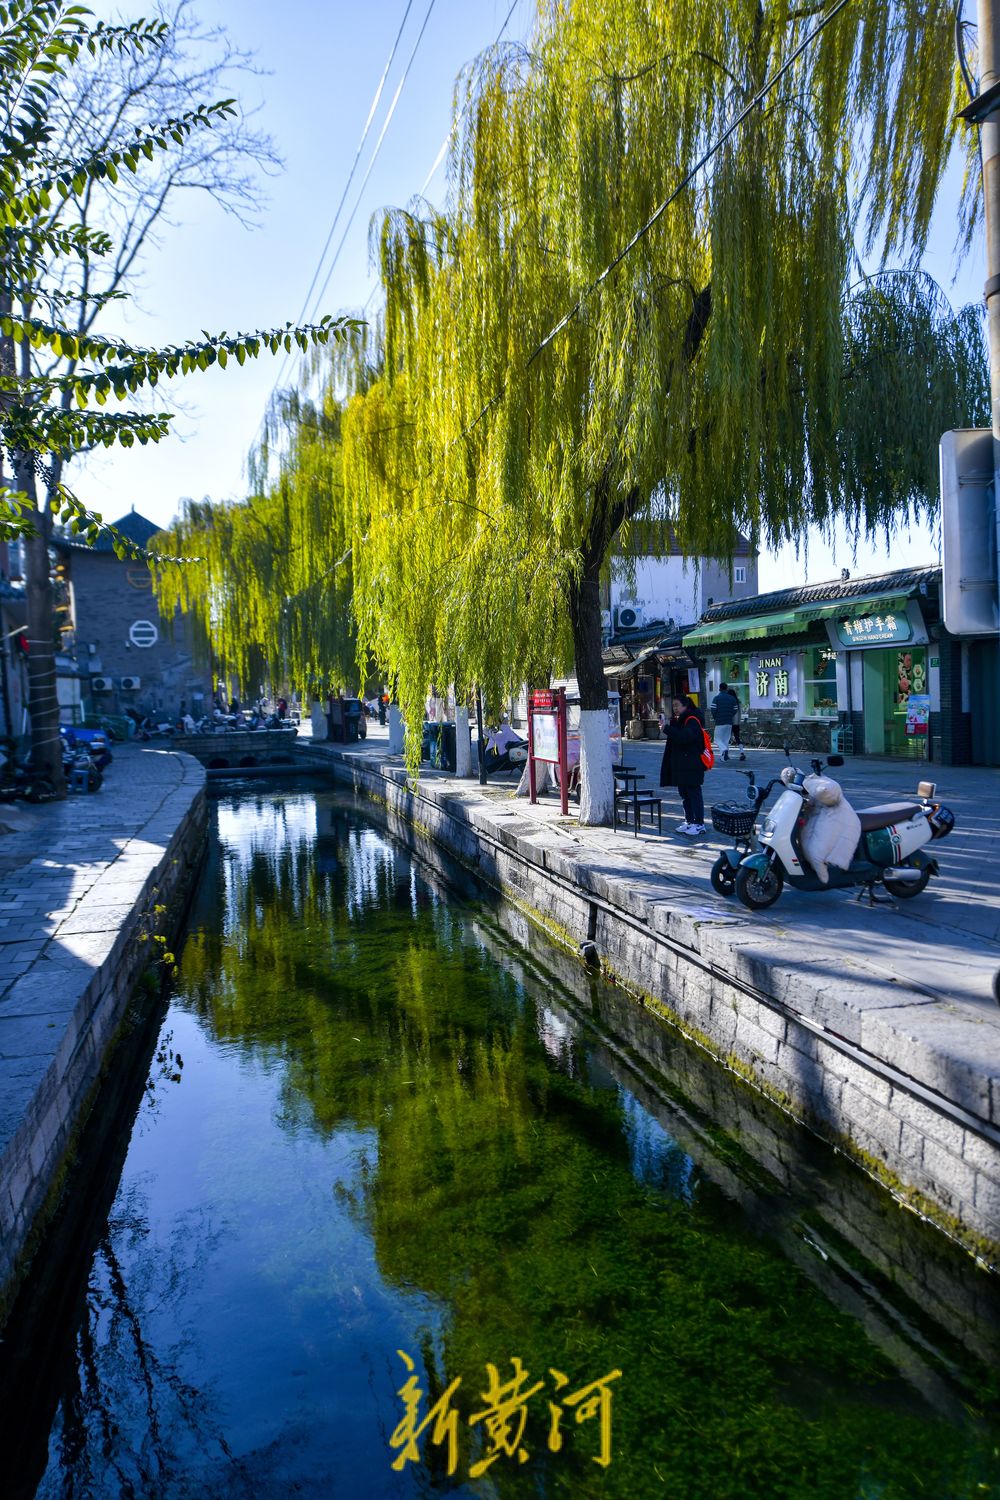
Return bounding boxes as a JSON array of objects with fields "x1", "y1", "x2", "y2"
[{"x1": 528, "y1": 688, "x2": 568, "y2": 815}]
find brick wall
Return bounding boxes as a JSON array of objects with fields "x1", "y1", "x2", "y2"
[{"x1": 68, "y1": 550, "x2": 206, "y2": 718}]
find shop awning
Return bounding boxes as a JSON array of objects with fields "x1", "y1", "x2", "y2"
[
  {"x1": 604, "y1": 645, "x2": 664, "y2": 677},
  {"x1": 682, "y1": 609, "x2": 801, "y2": 646},
  {"x1": 683, "y1": 590, "x2": 916, "y2": 649}
]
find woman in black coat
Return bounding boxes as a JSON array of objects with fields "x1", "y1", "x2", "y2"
[{"x1": 659, "y1": 695, "x2": 707, "y2": 836}]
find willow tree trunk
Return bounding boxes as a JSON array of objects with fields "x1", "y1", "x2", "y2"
[
  {"x1": 569, "y1": 564, "x2": 614, "y2": 825},
  {"x1": 19, "y1": 462, "x2": 65, "y2": 794}
]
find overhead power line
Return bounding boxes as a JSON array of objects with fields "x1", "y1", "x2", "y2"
[
  {"x1": 294, "y1": 0, "x2": 417, "y2": 335},
  {"x1": 306, "y1": 0, "x2": 440, "y2": 327},
  {"x1": 263, "y1": 0, "x2": 418, "y2": 409},
  {"x1": 361, "y1": 0, "x2": 521, "y2": 317}
]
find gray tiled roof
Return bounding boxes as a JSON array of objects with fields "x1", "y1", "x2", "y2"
[
  {"x1": 699, "y1": 564, "x2": 940, "y2": 623},
  {"x1": 56, "y1": 507, "x2": 163, "y2": 552}
]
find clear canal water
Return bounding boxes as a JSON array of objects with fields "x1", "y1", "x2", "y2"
[{"x1": 2, "y1": 788, "x2": 1000, "y2": 1500}]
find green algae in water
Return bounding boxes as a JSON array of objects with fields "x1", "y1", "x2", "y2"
[{"x1": 8, "y1": 791, "x2": 1000, "y2": 1500}]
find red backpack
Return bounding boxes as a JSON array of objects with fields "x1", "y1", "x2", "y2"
[{"x1": 684, "y1": 714, "x2": 714, "y2": 770}]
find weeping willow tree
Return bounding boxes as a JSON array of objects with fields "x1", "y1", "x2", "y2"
[
  {"x1": 340, "y1": 0, "x2": 987, "y2": 822},
  {"x1": 153, "y1": 384, "x2": 357, "y2": 698}
]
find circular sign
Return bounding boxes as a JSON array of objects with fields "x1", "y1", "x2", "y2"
[
  {"x1": 126, "y1": 567, "x2": 152, "y2": 591},
  {"x1": 129, "y1": 619, "x2": 159, "y2": 649}
]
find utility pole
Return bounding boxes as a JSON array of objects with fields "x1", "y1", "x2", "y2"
[
  {"x1": 958, "y1": 1, "x2": 1000, "y2": 755},
  {"x1": 973, "y1": 1, "x2": 1000, "y2": 572}
]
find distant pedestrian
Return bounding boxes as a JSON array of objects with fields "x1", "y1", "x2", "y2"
[
  {"x1": 710, "y1": 681, "x2": 740, "y2": 761},
  {"x1": 277, "y1": 697, "x2": 288, "y2": 720},
  {"x1": 730, "y1": 696, "x2": 746, "y2": 761},
  {"x1": 659, "y1": 695, "x2": 708, "y2": 836}
]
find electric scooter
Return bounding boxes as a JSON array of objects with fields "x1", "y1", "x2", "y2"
[
  {"x1": 713, "y1": 751, "x2": 955, "y2": 910},
  {"x1": 708, "y1": 756, "x2": 851, "y2": 894}
]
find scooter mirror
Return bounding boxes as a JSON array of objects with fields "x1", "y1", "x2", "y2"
[
  {"x1": 827, "y1": 754, "x2": 844, "y2": 767},
  {"x1": 782, "y1": 743, "x2": 791, "y2": 758}
]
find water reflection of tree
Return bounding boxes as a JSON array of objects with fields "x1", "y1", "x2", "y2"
[
  {"x1": 47, "y1": 1196, "x2": 254, "y2": 1500},
  {"x1": 173, "y1": 797, "x2": 1000, "y2": 1499}
]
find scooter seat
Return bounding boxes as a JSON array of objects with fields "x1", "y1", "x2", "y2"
[{"x1": 856, "y1": 802, "x2": 924, "y2": 832}]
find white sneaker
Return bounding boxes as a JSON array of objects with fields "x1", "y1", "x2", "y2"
[
  {"x1": 675, "y1": 821, "x2": 692, "y2": 834},
  {"x1": 683, "y1": 824, "x2": 707, "y2": 837}
]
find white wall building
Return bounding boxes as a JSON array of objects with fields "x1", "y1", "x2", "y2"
[{"x1": 608, "y1": 537, "x2": 758, "y2": 633}]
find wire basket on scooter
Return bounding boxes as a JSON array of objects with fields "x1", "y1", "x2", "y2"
[{"x1": 710, "y1": 803, "x2": 757, "y2": 837}]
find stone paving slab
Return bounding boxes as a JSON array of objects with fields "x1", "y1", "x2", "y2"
[
  {"x1": 306, "y1": 729, "x2": 1000, "y2": 1132},
  {"x1": 0, "y1": 746, "x2": 207, "y2": 1305}
]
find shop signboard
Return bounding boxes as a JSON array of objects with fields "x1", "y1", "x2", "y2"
[
  {"x1": 834, "y1": 611, "x2": 911, "y2": 647},
  {"x1": 528, "y1": 687, "x2": 569, "y2": 815},
  {"x1": 748, "y1": 653, "x2": 799, "y2": 709},
  {"x1": 905, "y1": 693, "x2": 930, "y2": 737}
]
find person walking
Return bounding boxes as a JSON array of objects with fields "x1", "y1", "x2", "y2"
[
  {"x1": 730, "y1": 694, "x2": 746, "y2": 761},
  {"x1": 659, "y1": 694, "x2": 708, "y2": 836},
  {"x1": 710, "y1": 681, "x2": 741, "y2": 761}
]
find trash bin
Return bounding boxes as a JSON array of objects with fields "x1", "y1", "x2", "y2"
[
  {"x1": 342, "y1": 698, "x2": 363, "y2": 743},
  {"x1": 421, "y1": 721, "x2": 456, "y2": 770},
  {"x1": 439, "y1": 721, "x2": 456, "y2": 772},
  {"x1": 422, "y1": 721, "x2": 441, "y2": 765}
]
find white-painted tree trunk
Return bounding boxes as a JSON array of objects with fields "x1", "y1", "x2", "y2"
[
  {"x1": 310, "y1": 700, "x2": 328, "y2": 740},
  {"x1": 455, "y1": 705, "x2": 472, "y2": 776},
  {"x1": 516, "y1": 758, "x2": 550, "y2": 796},
  {"x1": 388, "y1": 704, "x2": 405, "y2": 754},
  {"x1": 578, "y1": 708, "x2": 615, "y2": 825}
]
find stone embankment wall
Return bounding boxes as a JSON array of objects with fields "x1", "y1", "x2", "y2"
[
  {"x1": 324, "y1": 750, "x2": 1000, "y2": 1265},
  {"x1": 0, "y1": 752, "x2": 207, "y2": 1315}
]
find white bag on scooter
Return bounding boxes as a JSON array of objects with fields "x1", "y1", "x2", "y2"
[{"x1": 799, "y1": 773, "x2": 862, "y2": 884}]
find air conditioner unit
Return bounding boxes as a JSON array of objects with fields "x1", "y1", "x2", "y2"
[
  {"x1": 600, "y1": 610, "x2": 613, "y2": 633},
  {"x1": 121, "y1": 676, "x2": 141, "y2": 691},
  {"x1": 615, "y1": 604, "x2": 645, "y2": 630},
  {"x1": 91, "y1": 676, "x2": 112, "y2": 692}
]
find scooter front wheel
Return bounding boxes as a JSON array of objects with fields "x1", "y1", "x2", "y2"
[
  {"x1": 710, "y1": 854, "x2": 737, "y2": 898},
  {"x1": 735, "y1": 861, "x2": 784, "y2": 910}
]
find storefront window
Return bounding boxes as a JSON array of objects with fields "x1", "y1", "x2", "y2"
[
  {"x1": 802, "y1": 647, "x2": 839, "y2": 718},
  {"x1": 724, "y1": 658, "x2": 749, "y2": 711}
]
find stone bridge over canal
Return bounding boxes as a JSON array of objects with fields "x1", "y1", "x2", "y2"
[{"x1": 169, "y1": 728, "x2": 327, "y2": 777}]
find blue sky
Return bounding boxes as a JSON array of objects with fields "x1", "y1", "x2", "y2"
[{"x1": 77, "y1": 0, "x2": 984, "y2": 594}]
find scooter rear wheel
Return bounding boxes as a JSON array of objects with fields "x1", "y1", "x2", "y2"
[
  {"x1": 735, "y1": 861, "x2": 784, "y2": 910},
  {"x1": 710, "y1": 855, "x2": 737, "y2": 898},
  {"x1": 882, "y1": 864, "x2": 931, "y2": 898}
]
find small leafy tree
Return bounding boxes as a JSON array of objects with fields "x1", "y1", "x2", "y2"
[{"x1": 0, "y1": 1, "x2": 355, "y2": 790}]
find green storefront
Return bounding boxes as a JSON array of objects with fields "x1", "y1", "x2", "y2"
[
  {"x1": 828, "y1": 606, "x2": 929, "y2": 758},
  {"x1": 682, "y1": 573, "x2": 941, "y2": 760}
]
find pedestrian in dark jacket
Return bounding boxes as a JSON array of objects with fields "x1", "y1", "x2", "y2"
[
  {"x1": 659, "y1": 695, "x2": 707, "y2": 836},
  {"x1": 710, "y1": 682, "x2": 741, "y2": 761}
]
